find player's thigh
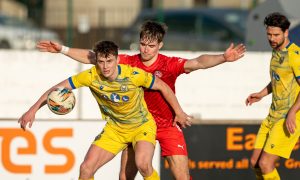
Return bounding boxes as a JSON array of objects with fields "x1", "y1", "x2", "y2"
[
  {"x1": 157, "y1": 125, "x2": 188, "y2": 156},
  {"x1": 82, "y1": 144, "x2": 115, "y2": 172},
  {"x1": 93, "y1": 125, "x2": 128, "y2": 155},
  {"x1": 254, "y1": 118, "x2": 271, "y2": 149},
  {"x1": 165, "y1": 155, "x2": 188, "y2": 169},
  {"x1": 134, "y1": 141, "x2": 155, "y2": 165},
  {"x1": 264, "y1": 118, "x2": 300, "y2": 159},
  {"x1": 120, "y1": 145, "x2": 137, "y2": 171},
  {"x1": 250, "y1": 148, "x2": 263, "y2": 167}
]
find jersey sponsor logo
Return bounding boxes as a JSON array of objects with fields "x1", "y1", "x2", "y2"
[
  {"x1": 122, "y1": 96, "x2": 129, "y2": 102},
  {"x1": 154, "y1": 70, "x2": 162, "y2": 78},
  {"x1": 272, "y1": 71, "x2": 280, "y2": 81},
  {"x1": 120, "y1": 85, "x2": 128, "y2": 92},
  {"x1": 116, "y1": 77, "x2": 129, "y2": 82},
  {"x1": 101, "y1": 94, "x2": 109, "y2": 100},
  {"x1": 110, "y1": 93, "x2": 120, "y2": 102},
  {"x1": 279, "y1": 57, "x2": 284, "y2": 64}
]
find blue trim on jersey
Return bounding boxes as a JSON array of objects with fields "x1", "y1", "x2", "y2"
[
  {"x1": 118, "y1": 65, "x2": 121, "y2": 75},
  {"x1": 286, "y1": 41, "x2": 293, "y2": 49},
  {"x1": 68, "y1": 77, "x2": 76, "y2": 89},
  {"x1": 296, "y1": 76, "x2": 300, "y2": 79},
  {"x1": 149, "y1": 76, "x2": 155, "y2": 89}
]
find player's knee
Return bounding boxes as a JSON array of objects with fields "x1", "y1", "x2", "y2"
[
  {"x1": 258, "y1": 159, "x2": 273, "y2": 172},
  {"x1": 135, "y1": 161, "x2": 151, "y2": 176},
  {"x1": 80, "y1": 162, "x2": 94, "y2": 177}
]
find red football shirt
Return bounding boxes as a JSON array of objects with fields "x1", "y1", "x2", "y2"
[{"x1": 119, "y1": 54, "x2": 187, "y2": 128}]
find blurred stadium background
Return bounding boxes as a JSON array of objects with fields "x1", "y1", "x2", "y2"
[{"x1": 1, "y1": 0, "x2": 300, "y2": 179}]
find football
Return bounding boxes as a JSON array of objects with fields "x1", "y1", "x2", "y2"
[{"x1": 47, "y1": 87, "x2": 76, "y2": 115}]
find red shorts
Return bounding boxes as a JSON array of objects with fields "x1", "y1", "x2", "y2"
[{"x1": 156, "y1": 125, "x2": 188, "y2": 157}]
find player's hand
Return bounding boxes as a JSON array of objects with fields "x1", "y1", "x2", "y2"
[
  {"x1": 36, "y1": 40, "x2": 62, "y2": 53},
  {"x1": 173, "y1": 112, "x2": 193, "y2": 128},
  {"x1": 286, "y1": 110, "x2": 297, "y2": 134},
  {"x1": 245, "y1": 93, "x2": 262, "y2": 106},
  {"x1": 18, "y1": 111, "x2": 35, "y2": 131},
  {"x1": 223, "y1": 43, "x2": 246, "y2": 62}
]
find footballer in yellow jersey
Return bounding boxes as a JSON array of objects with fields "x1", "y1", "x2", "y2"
[
  {"x1": 69, "y1": 64, "x2": 156, "y2": 131},
  {"x1": 268, "y1": 42, "x2": 300, "y2": 123},
  {"x1": 246, "y1": 13, "x2": 300, "y2": 180},
  {"x1": 255, "y1": 42, "x2": 300, "y2": 159}
]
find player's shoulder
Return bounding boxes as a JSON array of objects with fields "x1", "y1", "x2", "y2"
[
  {"x1": 119, "y1": 64, "x2": 144, "y2": 74},
  {"x1": 287, "y1": 42, "x2": 300, "y2": 57},
  {"x1": 158, "y1": 53, "x2": 186, "y2": 64},
  {"x1": 119, "y1": 53, "x2": 139, "y2": 60}
]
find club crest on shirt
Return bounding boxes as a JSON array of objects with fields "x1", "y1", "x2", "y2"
[
  {"x1": 120, "y1": 85, "x2": 128, "y2": 92},
  {"x1": 154, "y1": 70, "x2": 162, "y2": 78},
  {"x1": 178, "y1": 58, "x2": 184, "y2": 63}
]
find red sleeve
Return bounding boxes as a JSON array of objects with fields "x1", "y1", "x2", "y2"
[{"x1": 168, "y1": 56, "x2": 188, "y2": 76}]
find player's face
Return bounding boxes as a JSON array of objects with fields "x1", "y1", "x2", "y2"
[
  {"x1": 96, "y1": 54, "x2": 119, "y2": 80},
  {"x1": 139, "y1": 38, "x2": 162, "y2": 62},
  {"x1": 266, "y1": 26, "x2": 288, "y2": 50}
]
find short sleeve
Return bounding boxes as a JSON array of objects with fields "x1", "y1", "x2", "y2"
[
  {"x1": 167, "y1": 56, "x2": 188, "y2": 76},
  {"x1": 68, "y1": 68, "x2": 93, "y2": 89}
]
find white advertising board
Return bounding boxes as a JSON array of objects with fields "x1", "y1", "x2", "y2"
[{"x1": 0, "y1": 120, "x2": 160, "y2": 180}]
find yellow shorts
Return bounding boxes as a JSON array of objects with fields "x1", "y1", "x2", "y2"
[
  {"x1": 92, "y1": 120, "x2": 157, "y2": 155},
  {"x1": 254, "y1": 118, "x2": 300, "y2": 159}
]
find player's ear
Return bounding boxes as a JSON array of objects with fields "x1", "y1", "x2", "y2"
[
  {"x1": 284, "y1": 29, "x2": 289, "y2": 39},
  {"x1": 159, "y1": 42, "x2": 163, "y2": 49},
  {"x1": 117, "y1": 56, "x2": 120, "y2": 63}
]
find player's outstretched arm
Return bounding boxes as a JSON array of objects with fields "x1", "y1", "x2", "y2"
[
  {"x1": 36, "y1": 41, "x2": 96, "y2": 64},
  {"x1": 18, "y1": 79, "x2": 72, "y2": 131},
  {"x1": 151, "y1": 77, "x2": 192, "y2": 128},
  {"x1": 245, "y1": 82, "x2": 272, "y2": 106},
  {"x1": 184, "y1": 43, "x2": 246, "y2": 73}
]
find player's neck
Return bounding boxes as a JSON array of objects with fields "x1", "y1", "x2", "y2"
[
  {"x1": 142, "y1": 54, "x2": 159, "y2": 67},
  {"x1": 277, "y1": 39, "x2": 290, "y2": 51}
]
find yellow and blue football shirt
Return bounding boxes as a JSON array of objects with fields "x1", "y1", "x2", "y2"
[
  {"x1": 68, "y1": 64, "x2": 155, "y2": 130},
  {"x1": 268, "y1": 42, "x2": 300, "y2": 122}
]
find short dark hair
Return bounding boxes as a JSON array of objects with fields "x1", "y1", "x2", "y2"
[
  {"x1": 93, "y1": 41, "x2": 118, "y2": 58},
  {"x1": 140, "y1": 20, "x2": 167, "y2": 43},
  {"x1": 264, "y1": 12, "x2": 290, "y2": 32}
]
